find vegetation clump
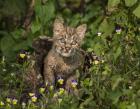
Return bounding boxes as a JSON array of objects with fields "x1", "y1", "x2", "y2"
[{"x1": 0, "y1": 0, "x2": 140, "y2": 109}]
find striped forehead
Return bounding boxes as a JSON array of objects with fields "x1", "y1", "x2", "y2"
[{"x1": 65, "y1": 27, "x2": 76, "y2": 39}]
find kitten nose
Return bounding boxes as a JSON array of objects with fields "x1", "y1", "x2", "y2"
[
  {"x1": 66, "y1": 45, "x2": 70, "y2": 48},
  {"x1": 65, "y1": 47, "x2": 70, "y2": 51}
]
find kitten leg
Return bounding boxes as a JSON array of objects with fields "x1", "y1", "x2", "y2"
[{"x1": 43, "y1": 64, "x2": 55, "y2": 86}]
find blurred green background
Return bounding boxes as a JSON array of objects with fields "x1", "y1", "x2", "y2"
[{"x1": 0, "y1": 0, "x2": 140, "y2": 109}]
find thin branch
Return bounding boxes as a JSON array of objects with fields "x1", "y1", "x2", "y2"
[{"x1": 22, "y1": 0, "x2": 35, "y2": 30}]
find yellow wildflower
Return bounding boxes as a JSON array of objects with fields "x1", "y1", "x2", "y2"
[
  {"x1": 53, "y1": 93, "x2": 58, "y2": 98},
  {"x1": 19, "y1": 53, "x2": 26, "y2": 59},
  {"x1": 49, "y1": 85, "x2": 54, "y2": 91},
  {"x1": 58, "y1": 88, "x2": 65, "y2": 95},
  {"x1": 71, "y1": 80, "x2": 78, "y2": 88},
  {"x1": 0, "y1": 101, "x2": 4, "y2": 106},
  {"x1": 31, "y1": 96, "x2": 37, "y2": 102},
  {"x1": 101, "y1": 60, "x2": 105, "y2": 63},
  {"x1": 6, "y1": 98, "x2": 11, "y2": 103},
  {"x1": 12, "y1": 99, "x2": 18, "y2": 105},
  {"x1": 116, "y1": 28, "x2": 122, "y2": 34},
  {"x1": 58, "y1": 78, "x2": 64, "y2": 85},
  {"x1": 29, "y1": 93, "x2": 35, "y2": 97},
  {"x1": 94, "y1": 60, "x2": 99, "y2": 65},
  {"x1": 39, "y1": 87, "x2": 45, "y2": 93}
]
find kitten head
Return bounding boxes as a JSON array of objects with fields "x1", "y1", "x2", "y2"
[{"x1": 53, "y1": 17, "x2": 87, "y2": 57}]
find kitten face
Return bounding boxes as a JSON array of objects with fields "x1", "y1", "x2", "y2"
[{"x1": 53, "y1": 18, "x2": 87, "y2": 57}]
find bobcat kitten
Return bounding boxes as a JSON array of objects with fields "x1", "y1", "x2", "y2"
[{"x1": 43, "y1": 18, "x2": 87, "y2": 92}]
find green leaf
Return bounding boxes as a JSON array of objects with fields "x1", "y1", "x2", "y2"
[
  {"x1": 69, "y1": 14, "x2": 81, "y2": 27},
  {"x1": 99, "y1": 19, "x2": 108, "y2": 32},
  {"x1": 113, "y1": 46, "x2": 121, "y2": 60},
  {"x1": 119, "y1": 101, "x2": 129, "y2": 109},
  {"x1": 111, "y1": 75, "x2": 122, "y2": 90},
  {"x1": 11, "y1": 29, "x2": 24, "y2": 39},
  {"x1": 42, "y1": 1, "x2": 55, "y2": 23},
  {"x1": 13, "y1": 40, "x2": 29, "y2": 51},
  {"x1": 108, "y1": 90, "x2": 122, "y2": 104},
  {"x1": 2, "y1": 0, "x2": 26, "y2": 16},
  {"x1": 31, "y1": 21, "x2": 41, "y2": 34},
  {"x1": 0, "y1": 33, "x2": 30, "y2": 60},
  {"x1": 0, "y1": 35, "x2": 16, "y2": 60},
  {"x1": 136, "y1": 98, "x2": 140, "y2": 109},
  {"x1": 98, "y1": 19, "x2": 115, "y2": 37},
  {"x1": 125, "y1": 0, "x2": 137, "y2": 7},
  {"x1": 89, "y1": 16, "x2": 103, "y2": 35},
  {"x1": 127, "y1": 103, "x2": 137, "y2": 109},
  {"x1": 133, "y1": 5, "x2": 140, "y2": 18},
  {"x1": 83, "y1": 78, "x2": 91, "y2": 87},
  {"x1": 93, "y1": 43, "x2": 103, "y2": 55},
  {"x1": 108, "y1": 0, "x2": 120, "y2": 7},
  {"x1": 35, "y1": 0, "x2": 55, "y2": 24}
]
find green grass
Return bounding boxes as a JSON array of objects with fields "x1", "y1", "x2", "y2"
[{"x1": 0, "y1": 0, "x2": 140, "y2": 108}]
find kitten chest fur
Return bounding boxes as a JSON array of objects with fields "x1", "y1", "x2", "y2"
[
  {"x1": 44, "y1": 48, "x2": 84, "y2": 79},
  {"x1": 43, "y1": 17, "x2": 87, "y2": 88}
]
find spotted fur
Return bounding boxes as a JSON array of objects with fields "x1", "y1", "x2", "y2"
[{"x1": 43, "y1": 17, "x2": 87, "y2": 94}]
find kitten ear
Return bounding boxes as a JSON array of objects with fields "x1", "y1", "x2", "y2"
[
  {"x1": 53, "y1": 17, "x2": 64, "y2": 36},
  {"x1": 76, "y1": 24, "x2": 87, "y2": 41}
]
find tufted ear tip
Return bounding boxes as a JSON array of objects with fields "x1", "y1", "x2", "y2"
[
  {"x1": 77, "y1": 24, "x2": 87, "y2": 32},
  {"x1": 53, "y1": 16, "x2": 65, "y2": 36},
  {"x1": 54, "y1": 16, "x2": 64, "y2": 25},
  {"x1": 81, "y1": 24, "x2": 87, "y2": 29},
  {"x1": 76, "y1": 24, "x2": 87, "y2": 40}
]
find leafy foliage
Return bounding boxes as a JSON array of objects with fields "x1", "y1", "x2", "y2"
[{"x1": 0, "y1": 0, "x2": 140, "y2": 109}]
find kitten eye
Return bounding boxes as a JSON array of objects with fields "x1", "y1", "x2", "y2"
[
  {"x1": 71, "y1": 41, "x2": 77, "y2": 45},
  {"x1": 60, "y1": 38, "x2": 65, "y2": 43}
]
